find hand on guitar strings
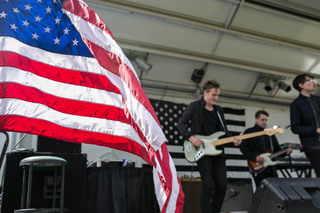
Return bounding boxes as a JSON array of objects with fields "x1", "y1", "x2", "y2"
[
  {"x1": 188, "y1": 135, "x2": 203, "y2": 147},
  {"x1": 255, "y1": 155, "x2": 265, "y2": 163}
]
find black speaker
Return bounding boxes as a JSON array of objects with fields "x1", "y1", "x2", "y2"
[
  {"x1": 191, "y1": 69, "x2": 204, "y2": 83},
  {"x1": 1, "y1": 151, "x2": 87, "y2": 213},
  {"x1": 221, "y1": 178, "x2": 253, "y2": 212},
  {"x1": 37, "y1": 136, "x2": 81, "y2": 154},
  {"x1": 249, "y1": 178, "x2": 320, "y2": 213},
  {"x1": 180, "y1": 178, "x2": 253, "y2": 213}
]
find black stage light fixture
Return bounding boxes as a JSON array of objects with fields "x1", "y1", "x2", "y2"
[
  {"x1": 264, "y1": 78, "x2": 274, "y2": 92},
  {"x1": 278, "y1": 81, "x2": 291, "y2": 92},
  {"x1": 135, "y1": 56, "x2": 152, "y2": 72},
  {"x1": 191, "y1": 69, "x2": 205, "y2": 83}
]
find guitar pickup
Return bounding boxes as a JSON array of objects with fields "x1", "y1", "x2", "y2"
[{"x1": 194, "y1": 150, "x2": 204, "y2": 161}]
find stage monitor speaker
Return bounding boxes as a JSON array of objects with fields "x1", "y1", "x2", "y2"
[
  {"x1": 249, "y1": 178, "x2": 320, "y2": 213},
  {"x1": 221, "y1": 178, "x2": 253, "y2": 212},
  {"x1": 37, "y1": 136, "x2": 81, "y2": 154},
  {"x1": 1, "y1": 151, "x2": 87, "y2": 213}
]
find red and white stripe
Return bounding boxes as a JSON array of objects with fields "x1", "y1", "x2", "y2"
[{"x1": 63, "y1": 1, "x2": 184, "y2": 211}]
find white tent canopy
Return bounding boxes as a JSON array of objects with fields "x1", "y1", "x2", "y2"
[{"x1": 86, "y1": 0, "x2": 320, "y2": 105}]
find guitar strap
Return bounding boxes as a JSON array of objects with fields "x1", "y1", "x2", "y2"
[
  {"x1": 269, "y1": 136, "x2": 274, "y2": 153},
  {"x1": 216, "y1": 110, "x2": 226, "y2": 133}
]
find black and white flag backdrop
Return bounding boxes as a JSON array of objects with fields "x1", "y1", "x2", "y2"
[{"x1": 149, "y1": 99, "x2": 250, "y2": 181}]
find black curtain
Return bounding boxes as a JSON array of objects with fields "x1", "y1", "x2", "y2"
[{"x1": 87, "y1": 167, "x2": 159, "y2": 213}]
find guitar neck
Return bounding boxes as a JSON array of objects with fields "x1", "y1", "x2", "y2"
[
  {"x1": 212, "y1": 131, "x2": 267, "y2": 146},
  {"x1": 269, "y1": 150, "x2": 286, "y2": 159}
]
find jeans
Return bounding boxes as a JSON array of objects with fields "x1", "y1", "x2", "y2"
[
  {"x1": 303, "y1": 146, "x2": 320, "y2": 177},
  {"x1": 197, "y1": 155, "x2": 227, "y2": 213}
]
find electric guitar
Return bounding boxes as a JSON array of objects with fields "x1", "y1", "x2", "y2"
[
  {"x1": 184, "y1": 128, "x2": 283, "y2": 163},
  {"x1": 248, "y1": 144, "x2": 301, "y2": 173}
]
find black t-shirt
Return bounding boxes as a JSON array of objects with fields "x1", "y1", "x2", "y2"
[{"x1": 200, "y1": 108, "x2": 220, "y2": 136}]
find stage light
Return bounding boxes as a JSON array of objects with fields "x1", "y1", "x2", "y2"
[
  {"x1": 264, "y1": 78, "x2": 274, "y2": 92},
  {"x1": 191, "y1": 63, "x2": 208, "y2": 83},
  {"x1": 191, "y1": 69, "x2": 205, "y2": 83},
  {"x1": 278, "y1": 81, "x2": 291, "y2": 92},
  {"x1": 135, "y1": 57, "x2": 152, "y2": 72}
]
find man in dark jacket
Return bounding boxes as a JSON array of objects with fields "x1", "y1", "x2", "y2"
[
  {"x1": 177, "y1": 80, "x2": 241, "y2": 213},
  {"x1": 290, "y1": 73, "x2": 320, "y2": 177},
  {"x1": 240, "y1": 110, "x2": 292, "y2": 187}
]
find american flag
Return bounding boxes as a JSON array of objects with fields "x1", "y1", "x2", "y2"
[{"x1": 0, "y1": 0, "x2": 184, "y2": 212}]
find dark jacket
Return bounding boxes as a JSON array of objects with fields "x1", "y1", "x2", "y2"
[
  {"x1": 239, "y1": 124, "x2": 281, "y2": 161},
  {"x1": 176, "y1": 97, "x2": 231, "y2": 141},
  {"x1": 290, "y1": 94, "x2": 320, "y2": 147}
]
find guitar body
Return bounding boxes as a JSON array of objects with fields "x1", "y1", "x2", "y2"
[
  {"x1": 248, "y1": 153, "x2": 277, "y2": 173},
  {"x1": 184, "y1": 131, "x2": 225, "y2": 163}
]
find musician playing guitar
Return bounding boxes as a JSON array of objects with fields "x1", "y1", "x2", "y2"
[
  {"x1": 239, "y1": 110, "x2": 292, "y2": 187},
  {"x1": 177, "y1": 80, "x2": 242, "y2": 213}
]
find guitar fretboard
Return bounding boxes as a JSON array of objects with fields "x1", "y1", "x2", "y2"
[{"x1": 212, "y1": 129, "x2": 282, "y2": 146}]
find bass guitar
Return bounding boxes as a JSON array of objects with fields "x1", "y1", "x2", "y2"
[
  {"x1": 248, "y1": 144, "x2": 301, "y2": 173},
  {"x1": 184, "y1": 128, "x2": 283, "y2": 163}
]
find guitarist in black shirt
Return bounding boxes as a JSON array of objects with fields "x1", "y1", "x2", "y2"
[
  {"x1": 177, "y1": 80, "x2": 242, "y2": 213},
  {"x1": 239, "y1": 110, "x2": 292, "y2": 187}
]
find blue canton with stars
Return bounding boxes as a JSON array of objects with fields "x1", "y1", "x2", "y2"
[{"x1": 0, "y1": 0, "x2": 93, "y2": 57}]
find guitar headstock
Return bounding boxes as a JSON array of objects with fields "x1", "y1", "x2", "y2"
[{"x1": 264, "y1": 128, "x2": 284, "y2": 135}]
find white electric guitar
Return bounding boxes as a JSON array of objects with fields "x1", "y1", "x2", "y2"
[
  {"x1": 248, "y1": 144, "x2": 301, "y2": 173},
  {"x1": 183, "y1": 128, "x2": 284, "y2": 163}
]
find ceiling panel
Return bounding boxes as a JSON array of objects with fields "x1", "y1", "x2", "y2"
[
  {"x1": 248, "y1": 0, "x2": 320, "y2": 20},
  {"x1": 310, "y1": 61, "x2": 320, "y2": 75},
  {"x1": 89, "y1": 3, "x2": 223, "y2": 54},
  {"x1": 101, "y1": 0, "x2": 236, "y2": 25},
  {"x1": 139, "y1": 54, "x2": 202, "y2": 87},
  {"x1": 203, "y1": 64, "x2": 261, "y2": 92},
  {"x1": 215, "y1": 34, "x2": 320, "y2": 72},
  {"x1": 287, "y1": 0, "x2": 320, "y2": 10},
  {"x1": 231, "y1": 3, "x2": 320, "y2": 47}
]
